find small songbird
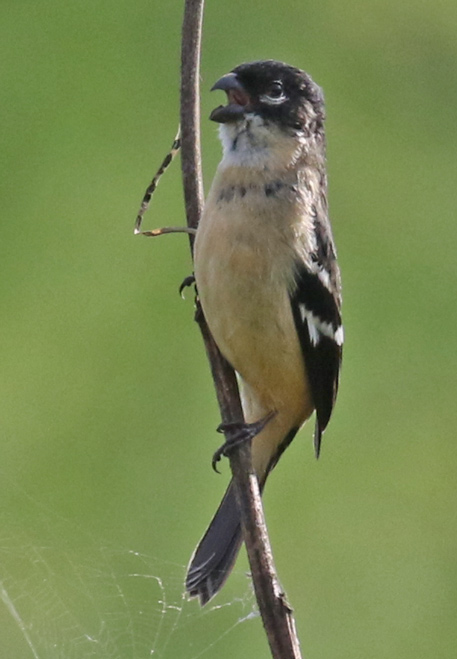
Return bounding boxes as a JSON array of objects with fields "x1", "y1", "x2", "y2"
[{"x1": 186, "y1": 60, "x2": 343, "y2": 605}]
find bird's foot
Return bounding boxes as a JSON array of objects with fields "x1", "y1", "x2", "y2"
[
  {"x1": 179, "y1": 274, "x2": 196, "y2": 297},
  {"x1": 212, "y1": 410, "x2": 276, "y2": 473}
]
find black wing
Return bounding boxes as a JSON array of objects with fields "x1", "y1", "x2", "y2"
[{"x1": 290, "y1": 214, "x2": 343, "y2": 457}]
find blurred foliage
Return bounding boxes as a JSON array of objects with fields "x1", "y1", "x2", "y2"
[{"x1": 0, "y1": 0, "x2": 456, "y2": 657}]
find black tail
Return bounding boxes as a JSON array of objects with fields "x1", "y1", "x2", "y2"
[
  {"x1": 185, "y1": 428, "x2": 299, "y2": 605},
  {"x1": 185, "y1": 481, "x2": 242, "y2": 605}
]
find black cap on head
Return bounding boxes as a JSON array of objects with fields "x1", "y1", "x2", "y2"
[{"x1": 210, "y1": 60, "x2": 325, "y2": 131}]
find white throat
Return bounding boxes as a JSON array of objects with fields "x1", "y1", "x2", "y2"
[{"x1": 218, "y1": 114, "x2": 304, "y2": 171}]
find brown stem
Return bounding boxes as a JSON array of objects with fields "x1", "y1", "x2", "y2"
[
  {"x1": 179, "y1": 1, "x2": 303, "y2": 656},
  {"x1": 180, "y1": 0, "x2": 204, "y2": 247}
]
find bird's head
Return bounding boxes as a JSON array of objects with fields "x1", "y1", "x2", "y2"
[{"x1": 210, "y1": 60, "x2": 325, "y2": 168}]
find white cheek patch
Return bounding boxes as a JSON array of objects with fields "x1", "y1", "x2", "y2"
[{"x1": 298, "y1": 303, "x2": 344, "y2": 347}]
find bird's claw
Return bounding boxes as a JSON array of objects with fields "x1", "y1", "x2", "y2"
[
  {"x1": 179, "y1": 274, "x2": 196, "y2": 298},
  {"x1": 212, "y1": 411, "x2": 277, "y2": 473}
]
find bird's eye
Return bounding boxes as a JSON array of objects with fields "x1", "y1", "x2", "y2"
[
  {"x1": 260, "y1": 81, "x2": 287, "y2": 105},
  {"x1": 268, "y1": 81, "x2": 284, "y2": 98}
]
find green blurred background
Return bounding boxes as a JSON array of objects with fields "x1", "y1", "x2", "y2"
[{"x1": 1, "y1": 0, "x2": 456, "y2": 657}]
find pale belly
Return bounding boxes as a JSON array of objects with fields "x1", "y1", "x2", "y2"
[{"x1": 195, "y1": 230, "x2": 311, "y2": 425}]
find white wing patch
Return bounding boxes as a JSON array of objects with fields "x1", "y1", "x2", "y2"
[
  {"x1": 333, "y1": 325, "x2": 344, "y2": 346},
  {"x1": 309, "y1": 261, "x2": 331, "y2": 291},
  {"x1": 298, "y1": 303, "x2": 344, "y2": 347},
  {"x1": 316, "y1": 267, "x2": 331, "y2": 290}
]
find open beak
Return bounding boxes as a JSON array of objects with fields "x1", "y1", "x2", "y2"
[{"x1": 210, "y1": 72, "x2": 251, "y2": 123}]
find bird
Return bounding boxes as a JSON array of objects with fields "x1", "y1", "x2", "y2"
[{"x1": 185, "y1": 60, "x2": 343, "y2": 605}]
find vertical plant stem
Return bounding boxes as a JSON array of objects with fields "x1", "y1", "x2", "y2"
[{"x1": 179, "y1": 2, "x2": 303, "y2": 656}]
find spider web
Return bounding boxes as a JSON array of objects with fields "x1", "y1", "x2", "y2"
[{"x1": 0, "y1": 486, "x2": 258, "y2": 658}]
